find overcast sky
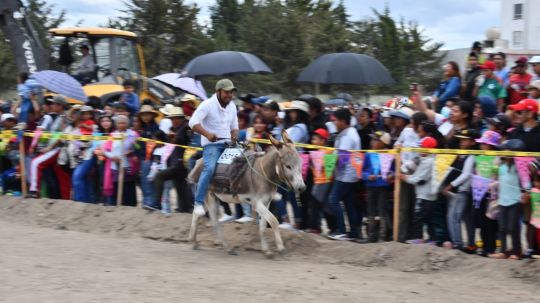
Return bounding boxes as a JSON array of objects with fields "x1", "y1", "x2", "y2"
[{"x1": 45, "y1": 0, "x2": 502, "y2": 50}]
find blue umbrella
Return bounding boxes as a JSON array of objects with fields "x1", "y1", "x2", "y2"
[
  {"x1": 296, "y1": 53, "x2": 394, "y2": 85},
  {"x1": 33, "y1": 70, "x2": 87, "y2": 103},
  {"x1": 153, "y1": 73, "x2": 207, "y2": 100},
  {"x1": 183, "y1": 51, "x2": 272, "y2": 77},
  {"x1": 325, "y1": 98, "x2": 348, "y2": 106}
]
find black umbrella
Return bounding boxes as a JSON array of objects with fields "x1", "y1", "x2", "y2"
[
  {"x1": 183, "y1": 51, "x2": 272, "y2": 77},
  {"x1": 296, "y1": 53, "x2": 394, "y2": 85}
]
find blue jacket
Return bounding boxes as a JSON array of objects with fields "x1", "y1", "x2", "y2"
[
  {"x1": 434, "y1": 76, "x2": 461, "y2": 107},
  {"x1": 362, "y1": 152, "x2": 394, "y2": 188},
  {"x1": 121, "y1": 92, "x2": 140, "y2": 114}
]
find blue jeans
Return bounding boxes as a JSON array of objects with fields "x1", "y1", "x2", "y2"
[
  {"x1": 19, "y1": 97, "x2": 31, "y2": 124},
  {"x1": 72, "y1": 157, "x2": 96, "y2": 203},
  {"x1": 194, "y1": 143, "x2": 226, "y2": 205},
  {"x1": 275, "y1": 188, "x2": 301, "y2": 222},
  {"x1": 327, "y1": 181, "x2": 360, "y2": 238},
  {"x1": 140, "y1": 160, "x2": 157, "y2": 208},
  {"x1": 446, "y1": 192, "x2": 468, "y2": 247}
]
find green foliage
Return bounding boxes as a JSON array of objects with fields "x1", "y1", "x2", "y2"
[
  {"x1": 111, "y1": 0, "x2": 214, "y2": 76},
  {"x1": 0, "y1": 0, "x2": 65, "y2": 91},
  {"x1": 350, "y1": 6, "x2": 444, "y2": 94}
]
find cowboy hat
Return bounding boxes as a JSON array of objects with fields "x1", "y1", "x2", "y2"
[
  {"x1": 138, "y1": 104, "x2": 159, "y2": 117},
  {"x1": 161, "y1": 105, "x2": 186, "y2": 118},
  {"x1": 284, "y1": 100, "x2": 310, "y2": 113},
  {"x1": 180, "y1": 94, "x2": 197, "y2": 102}
]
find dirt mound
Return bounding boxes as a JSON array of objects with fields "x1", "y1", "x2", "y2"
[{"x1": 0, "y1": 197, "x2": 538, "y2": 283}]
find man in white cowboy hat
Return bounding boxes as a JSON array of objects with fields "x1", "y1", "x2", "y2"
[
  {"x1": 189, "y1": 79, "x2": 239, "y2": 215},
  {"x1": 154, "y1": 105, "x2": 193, "y2": 213}
]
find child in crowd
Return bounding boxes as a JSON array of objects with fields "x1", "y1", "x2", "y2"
[
  {"x1": 78, "y1": 106, "x2": 96, "y2": 135},
  {"x1": 441, "y1": 129, "x2": 478, "y2": 250},
  {"x1": 119, "y1": 80, "x2": 140, "y2": 115},
  {"x1": 309, "y1": 128, "x2": 333, "y2": 234},
  {"x1": 475, "y1": 130, "x2": 501, "y2": 256},
  {"x1": 147, "y1": 130, "x2": 173, "y2": 215},
  {"x1": 363, "y1": 131, "x2": 394, "y2": 242},
  {"x1": 401, "y1": 137, "x2": 438, "y2": 245},
  {"x1": 490, "y1": 139, "x2": 524, "y2": 259}
]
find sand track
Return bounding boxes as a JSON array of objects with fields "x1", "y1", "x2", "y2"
[{"x1": 0, "y1": 197, "x2": 538, "y2": 302}]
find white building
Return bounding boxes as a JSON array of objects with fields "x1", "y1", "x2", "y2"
[
  {"x1": 443, "y1": 0, "x2": 540, "y2": 73},
  {"x1": 500, "y1": 0, "x2": 540, "y2": 50}
]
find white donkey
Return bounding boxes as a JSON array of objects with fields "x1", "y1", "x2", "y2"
[{"x1": 187, "y1": 130, "x2": 306, "y2": 256}]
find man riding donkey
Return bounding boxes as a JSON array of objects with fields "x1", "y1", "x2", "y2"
[
  {"x1": 189, "y1": 79, "x2": 240, "y2": 217},
  {"x1": 188, "y1": 79, "x2": 306, "y2": 256}
]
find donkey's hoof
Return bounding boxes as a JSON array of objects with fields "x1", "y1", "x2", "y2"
[
  {"x1": 192, "y1": 243, "x2": 200, "y2": 250},
  {"x1": 278, "y1": 248, "x2": 287, "y2": 256},
  {"x1": 264, "y1": 251, "x2": 275, "y2": 259},
  {"x1": 227, "y1": 249, "x2": 237, "y2": 256}
]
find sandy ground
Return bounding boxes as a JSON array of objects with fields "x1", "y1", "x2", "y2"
[{"x1": 0, "y1": 197, "x2": 539, "y2": 303}]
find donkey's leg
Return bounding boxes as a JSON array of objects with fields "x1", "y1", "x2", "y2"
[
  {"x1": 256, "y1": 202, "x2": 270, "y2": 254},
  {"x1": 188, "y1": 208, "x2": 202, "y2": 250},
  {"x1": 256, "y1": 200, "x2": 285, "y2": 253},
  {"x1": 209, "y1": 194, "x2": 234, "y2": 254}
]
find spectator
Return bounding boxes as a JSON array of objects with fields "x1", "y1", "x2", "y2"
[
  {"x1": 306, "y1": 97, "x2": 327, "y2": 131},
  {"x1": 493, "y1": 52, "x2": 510, "y2": 86},
  {"x1": 308, "y1": 128, "x2": 333, "y2": 234},
  {"x1": 356, "y1": 107, "x2": 376, "y2": 149},
  {"x1": 462, "y1": 53, "x2": 482, "y2": 102},
  {"x1": 441, "y1": 129, "x2": 478, "y2": 250},
  {"x1": 119, "y1": 80, "x2": 140, "y2": 115},
  {"x1": 472, "y1": 96, "x2": 498, "y2": 133},
  {"x1": 508, "y1": 57, "x2": 532, "y2": 105},
  {"x1": 137, "y1": 105, "x2": 160, "y2": 210},
  {"x1": 154, "y1": 106, "x2": 192, "y2": 213},
  {"x1": 432, "y1": 61, "x2": 461, "y2": 111},
  {"x1": 475, "y1": 61, "x2": 507, "y2": 111},
  {"x1": 508, "y1": 99, "x2": 540, "y2": 151},
  {"x1": 475, "y1": 130, "x2": 501, "y2": 256},
  {"x1": 490, "y1": 139, "x2": 524, "y2": 260},
  {"x1": 73, "y1": 44, "x2": 96, "y2": 82},
  {"x1": 27, "y1": 95, "x2": 70, "y2": 199},
  {"x1": 327, "y1": 108, "x2": 362, "y2": 241},
  {"x1": 486, "y1": 113, "x2": 512, "y2": 139},
  {"x1": 527, "y1": 80, "x2": 540, "y2": 100},
  {"x1": 362, "y1": 131, "x2": 394, "y2": 242},
  {"x1": 529, "y1": 56, "x2": 540, "y2": 81},
  {"x1": 401, "y1": 136, "x2": 438, "y2": 245}
]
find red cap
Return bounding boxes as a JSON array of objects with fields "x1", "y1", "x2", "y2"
[
  {"x1": 420, "y1": 136, "x2": 438, "y2": 149},
  {"x1": 509, "y1": 98, "x2": 539, "y2": 113},
  {"x1": 313, "y1": 128, "x2": 329, "y2": 140},
  {"x1": 515, "y1": 56, "x2": 529, "y2": 65},
  {"x1": 480, "y1": 60, "x2": 496, "y2": 70}
]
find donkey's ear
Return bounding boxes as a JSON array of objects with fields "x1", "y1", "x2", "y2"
[
  {"x1": 269, "y1": 134, "x2": 283, "y2": 148},
  {"x1": 281, "y1": 129, "x2": 294, "y2": 144}
]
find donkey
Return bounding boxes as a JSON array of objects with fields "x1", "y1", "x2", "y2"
[{"x1": 187, "y1": 130, "x2": 306, "y2": 256}]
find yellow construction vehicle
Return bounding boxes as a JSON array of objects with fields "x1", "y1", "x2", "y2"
[{"x1": 49, "y1": 27, "x2": 174, "y2": 104}]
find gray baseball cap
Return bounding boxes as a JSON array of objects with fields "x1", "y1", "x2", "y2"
[
  {"x1": 52, "y1": 94, "x2": 68, "y2": 106},
  {"x1": 215, "y1": 79, "x2": 236, "y2": 91}
]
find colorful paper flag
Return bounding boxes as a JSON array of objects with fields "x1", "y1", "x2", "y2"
[
  {"x1": 161, "y1": 143, "x2": 175, "y2": 165},
  {"x1": 300, "y1": 153, "x2": 310, "y2": 179},
  {"x1": 338, "y1": 151, "x2": 351, "y2": 171},
  {"x1": 471, "y1": 175, "x2": 491, "y2": 208},
  {"x1": 350, "y1": 152, "x2": 364, "y2": 178},
  {"x1": 432, "y1": 154, "x2": 457, "y2": 191},
  {"x1": 379, "y1": 154, "x2": 394, "y2": 179},
  {"x1": 475, "y1": 155, "x2": 496, "y2": 178},
  {"x1": 531, "y1": 189, "x2": 540, "y2": 229},
  {"x1": 310, "y1": 150, "x2": 325, "y2": 176},
  {"x1": 514, "y1": 157, "x2": 535, "y2": 189},
  {"x1": 324, "y1": 153, "x2": 338, "y2": 179}
]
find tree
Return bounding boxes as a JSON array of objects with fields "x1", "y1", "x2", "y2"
[
  {"x1": 0, "y1": 0, "x2": 65, "y2": 91},
  {"x1": 113, "y1": 0, "x2": 213, "y2": 76},
  {"x1": 350, "y1": 6, "x2": 444, "y2": 94}
]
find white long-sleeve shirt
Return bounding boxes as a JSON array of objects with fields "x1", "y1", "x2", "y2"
[
  {"x1": 189, "y1": 94, "x2": 238, "y2": 147},
  {"x1": 77, "y1": 54, "x2": 95, "y2": 74}
]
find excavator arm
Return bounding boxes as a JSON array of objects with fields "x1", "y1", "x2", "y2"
[{"x1": 0, "y1": 0, "x2": 47, "y2": 73}]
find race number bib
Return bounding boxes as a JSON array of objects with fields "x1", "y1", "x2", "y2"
[{"x1": 217, "y1": 148, "x2": 243, "y2": 165}]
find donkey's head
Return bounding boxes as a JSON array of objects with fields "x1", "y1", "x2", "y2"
[{"x1": 268, "y1": 129, "x2": 306, "y2": 193}]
